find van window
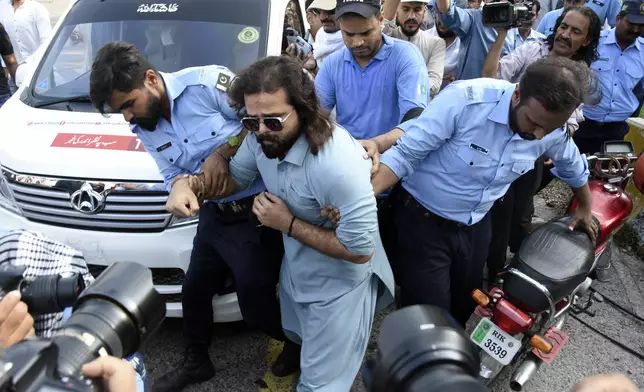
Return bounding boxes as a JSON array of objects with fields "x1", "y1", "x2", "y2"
[
  {"x1": 30, "y1": 0, "x2": 269, "y2": 106},
  {"x1": 281, "y1": 0, "x2": 306, "y2": 52}
]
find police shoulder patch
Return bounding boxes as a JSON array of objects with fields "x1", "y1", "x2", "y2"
[{"x1": 215, "y1": 71, "x2": 235, "y2": 92}]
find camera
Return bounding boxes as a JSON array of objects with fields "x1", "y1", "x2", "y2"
[
  {"x1": 482, "y1": 0, "x2": 535, "y2": 28},
  {"x1": 363, "y1": 305, "x2": 487, "y2": 392},
  {"x1": 0, "y1": 264, "x2": 85, "y2": 315},
  {"x1": 285, "y1": 27, "x2": 313, "y2": 57},
  {"x1": 0, "y1": 261, "x2": 166, "y2": 392}
]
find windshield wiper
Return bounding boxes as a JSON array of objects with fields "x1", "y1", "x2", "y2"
[{"x1": 35, "y1": 94, "x2": 92, "y2": 109}]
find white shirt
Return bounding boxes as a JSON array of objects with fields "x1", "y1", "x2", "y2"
[
  {"x1": 504, "y1": 28, "x2": 546, "y2": 52},
  {"x1": 313, "y1": 29, "x2": 344, "y2": 66},
  {"x1": 0, "y1": 0, "x2": 52, "y2": 65},
  {"x1": 427, "y1": 26, "x2": 461, "y2": 79},
  {"x1": 382, "y1": 19, "x2": 446, "y2": 97}
]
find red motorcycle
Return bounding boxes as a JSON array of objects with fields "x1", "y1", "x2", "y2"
[{"x1": 470, "y1": 141, "x2": 643, "y2": 391}]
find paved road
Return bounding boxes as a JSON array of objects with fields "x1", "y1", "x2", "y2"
[{"x1": 141, "y1": 194, "x2": 644, "y2": 392}]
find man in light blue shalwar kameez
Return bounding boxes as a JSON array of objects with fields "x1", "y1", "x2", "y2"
[{"x1": 166, "y1": 56, "x2": 395, "y2": 391}]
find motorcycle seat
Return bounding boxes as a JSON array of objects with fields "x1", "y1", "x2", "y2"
[{"x1": 503, "y1": 215, "x2": 598, "y2": 313}]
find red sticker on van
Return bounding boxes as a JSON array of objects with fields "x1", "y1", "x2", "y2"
[{"x1": 51, "y1": 133, "x2": 146, "y2": 152}]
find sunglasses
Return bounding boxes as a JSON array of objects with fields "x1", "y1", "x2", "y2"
[
  {"x1": 241, "y1": 110, "x2": 294, "y2": 132},
  {"x1": 310, "y1": 8, "x2": 336, "y2": 16}
]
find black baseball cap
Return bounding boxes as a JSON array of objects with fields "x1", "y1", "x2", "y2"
[
  {"x1": 336, "y1": 0, "x2": 381, "y2": 19},
  {"x1": 621, "y1": 0, "x2": 644, "y2": 24}
]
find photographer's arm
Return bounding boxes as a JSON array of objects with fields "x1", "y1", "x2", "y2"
[{"x1": 482, "y1": 29, "x2": 508, "y2": 78}]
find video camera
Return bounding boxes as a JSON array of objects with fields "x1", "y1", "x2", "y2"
[
  {"x1": 363, "y1": 305, "x2": 487, "y2": 392},
  {"x1": 0, "y1": 262, "x2": 166, "y2": 392},
  {"x1": 0, "y1": 264, "x2": 85, "y2": 315},
  {"x1": 482, "y1": 0, "x2": 535, "y2": 28}
]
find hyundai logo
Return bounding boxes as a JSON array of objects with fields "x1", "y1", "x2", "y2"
[{"x1": 70, "y1": 182, "x2": 105, "y2": 214}]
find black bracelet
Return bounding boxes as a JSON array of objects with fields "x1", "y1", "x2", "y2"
[{"x1": 287, "y1": 216, "x2": 296, "y2": 237}]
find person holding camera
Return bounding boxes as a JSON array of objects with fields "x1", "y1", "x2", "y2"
[
  {"x1": 367, "y1": 56, "x2": 598, "y2": 327},
  {"x1": 89, "y1": 42, "x2": 299, "y2": 392},
  {"x1": 0, "y1": 293, "x2": 139, "y2": 391},
  {"x1": 480, "y1": 5, "x2": 601, "y2": 281},
  {"x1": 432, "y1": 0, "x2": 512, "y2": 80}
]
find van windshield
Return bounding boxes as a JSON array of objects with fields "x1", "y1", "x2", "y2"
[{"x1": 30, "y1": 0, "x2": 268, "y2": 105}]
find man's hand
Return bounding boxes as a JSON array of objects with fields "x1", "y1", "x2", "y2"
[
  {"x1": 166, "y1": 178, "x2": 200, "y2": 218},
  {"x1": 285, "y1": 44, "x2": 317, "y2": 71},
  {"x1": 443, "y1": 73, "x2": 456, "y2": 84},
  {"x1": 82, "y1": 356, "x2": 137, "y2": 392},
  {"x1": 571, "y1": 374, "x2": 639, "y2": 392},
  {"x1": 0, "y1": 291, "x2": 35, "y2": 348},
  {"x1": 569, "y1": 206, "x2": 598, "y2": 243},
  {"x1": 201, "y1": 150, "x2": 229, "y2": 197},
  {"x1": 252, "y1": 192, "x2": 294, "y2": 232},
  {"x1": 494, "y1": 27, "x2": 509, "y2": 37},
  {"x1": 358, "y1": 139, "x2": 380, "y2": 177},
  {"x1": 320, "y1": 205, "x2": 341, "y2": 227}
]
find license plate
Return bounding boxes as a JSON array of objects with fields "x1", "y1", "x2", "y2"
[{"x1": 470, "y1": 318, "x2": 522, "y2": 366}]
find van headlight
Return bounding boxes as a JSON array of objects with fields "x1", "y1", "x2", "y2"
[
  {"x1": 0, "y1": 169, "x2": 22, "y2": 215},
  {"x1": 169, "y1": 214, "x2": 199, "y2": 228}
]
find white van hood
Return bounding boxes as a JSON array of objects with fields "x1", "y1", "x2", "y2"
[{"x1": 0, "y1": 97, "x2": 163, "y2": 182}]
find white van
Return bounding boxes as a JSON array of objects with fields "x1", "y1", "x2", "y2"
[{"x1": 0, "y1": 0, "x2": 309, "y2": 322}]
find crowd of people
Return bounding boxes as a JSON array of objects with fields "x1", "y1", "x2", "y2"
[
  {"x1": 87, "y1": 0, "x2": 644, "y2": 390},
  {"x1": 1, "y1": 0, "x2": 643, "y2": 390}
]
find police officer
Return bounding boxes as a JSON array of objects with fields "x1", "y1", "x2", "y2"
[
  {"x1": 574, "y1": 0, "x2": 644, "y2": 155},
  {"x1": 368, "y1": 56, "x2": 598, "y2": 326},
  {"x1": 89, "y1": 42, "x2": 299, "y2": 392}
]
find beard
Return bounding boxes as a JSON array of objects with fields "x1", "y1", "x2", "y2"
[
  {"x1": 509, "y1": 104, "x2": 537, "y2": 141},
  {"x1": 399, "y1": 18, "x2": 421, "y2": 36},
  {"x1": 130, "y1": 91, "x2": 164, "y2": 131},
  {"x1": 436, "y1": 27, "x2": 456, "y2": 39},
  {"x1": 256, "y1": 128, "x2": 301, "y2": 159}
]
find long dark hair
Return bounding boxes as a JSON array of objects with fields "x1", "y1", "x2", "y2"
[
  {"x1": 227, "y1": 56, "x2": 334, "y2": 155},
  {"x1": 546, "y1": 6, "x2": 601, "y2": 66}
]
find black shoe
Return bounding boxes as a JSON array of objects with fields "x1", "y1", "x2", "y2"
[
  {"x1": 152, "y1": 349, "x2": 215, "y2": 392},
  {"x1": 271, "y1": 340, "x2": 301, "y2": 377}
]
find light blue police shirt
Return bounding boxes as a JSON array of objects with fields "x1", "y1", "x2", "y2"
[
  {"x1": 536, "y1": 0, "x2": 621, "y2": 36},
  {"x1": 131, "y1": 66, "x2": 264, "y2": 202},
  {"x1": 379, "y1": 78, "x2": 589, "y2": 226},
  {"x1": 504, "y1": 28, "x2": 546, "y2": 51},
  {"x1": 583, "y1": 29, "x2": 644, "y2": 122},
  {"x1": 438, "y1": 0, "x2": 511, "y2": 80},
  {"x1": 315, "y1": 34, "x2": 430, "y2": 140}
]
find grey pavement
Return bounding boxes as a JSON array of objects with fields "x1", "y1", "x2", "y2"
[{"x1": 142, "y1": 191, "x2": 644, "y2": 392}]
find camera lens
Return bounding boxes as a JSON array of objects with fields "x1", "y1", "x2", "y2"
[
  {"x1": 366, "y1": 305, "x2": 485, "y2": 392},
  {"x1": 51, "y1": 262, "x2": 165, "y2": 378},
  {"x1": 20, "y1": 273, "x2": 85, "y2": 315}
]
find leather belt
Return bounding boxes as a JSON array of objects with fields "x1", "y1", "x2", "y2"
[
  {"x1": 398, "y1": 188, "x2": 466, "y2": 228},
  {"x1": 209, "y1": 194, "x2": 257, "y2": 223}
]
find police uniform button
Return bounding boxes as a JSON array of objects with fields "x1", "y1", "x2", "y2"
[
  {"x1": 280, "y1": 189, "x2": 285, "y2": 193},
  {"x1": 201, "y1": 158, "x2": 205, "y2": 163},
  {"x1": 521, "y1": 170, "x2": 525, "y2": 173},
  {"x1": 211, "y1": 132, "x2": 216, "y2": 136},
  {"x1": 501, "y1": 163, "x2": 504, "y2": 167},
  {"x1": 169, "y1": 158, "x2": 174, "y2": 162},
  {"x1": 470, "y1": 162, "x2": 474, "y2": 166},
  {"x1": 184, "y1": 139, "x2": 188, "y2": 143}
]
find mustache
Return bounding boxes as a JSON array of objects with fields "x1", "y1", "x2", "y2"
[
  {"x1": 404, "y1": 18, "x2": 419, "y2": 24},
  {"x1": 555, "y1": 35, "x2": 571, "y2": 46}
]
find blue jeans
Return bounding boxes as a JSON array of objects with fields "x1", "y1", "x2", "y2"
[{"x1": 62, "y1": 308, "x2": 147, "y2": 391}]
